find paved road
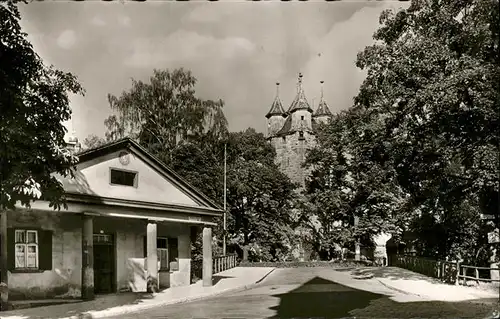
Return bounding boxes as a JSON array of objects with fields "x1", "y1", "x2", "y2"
[{"x1": 107, "y1": 267, "x2": 498, "y2": 319}]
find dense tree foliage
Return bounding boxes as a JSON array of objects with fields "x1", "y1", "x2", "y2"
[
  {"x1": 0, "y1": 0, "x2": 84, "y2": 210},
  {"x1": 82, "y1": 134, "x2": 106, "y2": 150},
  {"x1": 105, "y1": 68, "x2": 228, "y2": 160},
  {"x1": 224, "y1": 129, "x2": 299, "y2": 261},
  {"x1": 305, "y1": 0, "x2": 499, "y2": 264},
  {"x1": 169, "y1": 129, "x2": 299, "y2": 262}
]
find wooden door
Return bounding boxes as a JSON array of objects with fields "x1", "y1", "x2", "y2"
[{"x1": 93, "y1": 234, "x2": 115, "y2": 294}]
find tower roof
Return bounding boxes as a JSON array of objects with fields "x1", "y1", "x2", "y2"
[
  {"x1": 313, "y1": 81, "x2": 333, "y2": 117},
  {"x1": 265, "y1": 82, "x2": 286, "y2": 119},
  {"x1": 287, "y1": 73, "x2": 313, "y2": 114}
]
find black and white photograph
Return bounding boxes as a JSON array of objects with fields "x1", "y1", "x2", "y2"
[{"x1": 0, "y1": 0, "x2": 498, "y2": 318}]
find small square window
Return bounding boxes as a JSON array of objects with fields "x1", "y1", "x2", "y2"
[
  {"x1": 301, "y1": 116, "x2": 304, "y2": 120},
  {"x1": 110, "y1": 169, "x2": 137, "y2": 187}
]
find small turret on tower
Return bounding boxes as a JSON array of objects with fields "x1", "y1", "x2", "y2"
[
  {"x1": 265, "y1": 82, "x2": 286, "y2": 138},
  {"x1": 313, "y1": 80, "x2": 333, "y2": 125},
  {"x1": 287, "y1": 73, "x2": 313, "y2": 133}
]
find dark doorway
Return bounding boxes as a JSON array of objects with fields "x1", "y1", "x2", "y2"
[{"x1": 93, "y1": 233, "x2": 116, "y2": 294}]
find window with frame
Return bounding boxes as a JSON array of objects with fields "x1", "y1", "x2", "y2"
[
  {"x1": 15, "y1": 230, "x2": 38, "y2": 269},
  {"x1": 143, "y1": 236, "x2": 179, "y2": 271},
  {"x1": 157, "y1": 237, "x2": 169, "y2": 270}
]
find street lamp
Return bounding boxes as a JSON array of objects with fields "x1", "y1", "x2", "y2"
[{"x1": 223, "y1": 143, "x2": 227, "y2": 256}]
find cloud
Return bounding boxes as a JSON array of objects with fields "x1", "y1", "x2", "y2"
[
  {"x1": 123, "y1": 30, "x2": 255, "y2": 68},
  {"x1": 297, "y1": 2, "x2": 409, "y2": 113},
  {"x1": 56, "y1": 29, "x2": 76, "y2": 50},
  {"x1": 19, "y1": 1, "x2": 407, "y2": 140},
  {"x1": 90, "y1": 16, "x2": 106, "y2": 27},
  {"x1": 118, "y1": 15, "x2": 131, "y2": 27},
  {"x1": 186, "y1": 3, "x2": 246, "y2": 23}
]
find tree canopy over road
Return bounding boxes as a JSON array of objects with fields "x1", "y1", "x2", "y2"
[{"x1": 304, "y1": 0, "x2": 499, "y2": 263}]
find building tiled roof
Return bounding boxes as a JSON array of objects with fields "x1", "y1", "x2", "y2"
[
  {"x1": 313, "y1": 81, "x2": 333, "y2": 117},
  {"x1": 313, "y1": 99, "x2": 333, "y2": 117},
  {"x1": 265, "y1": 83, "x2": 286, "y2": 119},
  {"x1": 275, "y1": 115, "x2": 292, "y2": 136}
]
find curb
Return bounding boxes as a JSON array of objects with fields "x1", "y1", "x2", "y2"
[
  {"x1": 64, "y1": 268, "x2": 276, "y2": 319},
  {"x1": 376, "y1": 279, "x2": 421, "y2": 297}
]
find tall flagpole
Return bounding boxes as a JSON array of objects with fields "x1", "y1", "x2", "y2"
[{"x1": 223, "y1": 143, "x2": 227, "y2": 256}]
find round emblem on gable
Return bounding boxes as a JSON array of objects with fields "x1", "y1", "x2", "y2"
[{"x1": 118, "y1": 151, "x2": 130, "y2": 165}]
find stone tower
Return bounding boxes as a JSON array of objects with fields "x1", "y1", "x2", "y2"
[{"x1": 267, "y1": 74, "x2": 333, "y2": 189}]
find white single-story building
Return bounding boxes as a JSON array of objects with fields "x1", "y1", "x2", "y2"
[{"x1": 0, "y1": 137, "x2": 222, "y2": 302}]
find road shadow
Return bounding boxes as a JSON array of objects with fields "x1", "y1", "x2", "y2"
[
  {"x1": 213, "y1": 275, "x2": 234, "y2": 286},
  {"x1": 265, "y1": 276, "x2": 497, "y2": 319},
  {"x1": 267, "y1": 276, "x2": 382, "y2": 319}
]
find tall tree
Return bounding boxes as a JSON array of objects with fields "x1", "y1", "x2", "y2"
[
  {"x1": 0, "y1": 0, "x2": 84, "y2": 210},
  {"x1": 355, "y1": 0, "x2": 498, "y2": 261},
  {"x1": 303, "y1": 110, "x2": 406, "y2": 260},
  {"x1": 82, "y1": 134, "x2": 106, "y2": 150},
  {"x1": 171, "y1": 128, "x2": 300, "y2": 262},
  {"x1": 305, "y1": 0, "x2": 499, "y2": 263},
  {"x1": 106, "y1": 68, "x2": 228, "y2": 163},
  {"x1": 224, "y1": 128, "x2": 299, "y2": 261}
]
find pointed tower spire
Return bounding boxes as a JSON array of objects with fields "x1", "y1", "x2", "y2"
[
  {"x1": 297, "y1": 72, "x2": 303, "y2": 93},
  {"x1": 288, "y1": 72, "x2": 313, "y2": 114},
  {"x1": 320, "y1": 80, "x2": 324, "y2": 100},
  {"x1": 265, "y1": 82, "x2": 286, "y2": 119},
  {"x1": 313, "y1": 80, "x2": 333, "y2": 118}
]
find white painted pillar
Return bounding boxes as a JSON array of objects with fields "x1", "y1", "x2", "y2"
[
  {"x1": 146, "y1": 222, "x2": 158, "y2": 293},
  {"x1": 202, "y1": 227, "x2": 213, "y2": 287}
]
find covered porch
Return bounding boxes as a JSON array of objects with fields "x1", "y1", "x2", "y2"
[{"x1": 16, "y1": 193, "x2": 219, "y2": 301}]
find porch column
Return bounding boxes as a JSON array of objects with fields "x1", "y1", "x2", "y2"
[
  {"x1": 1, "y1": 211, "x2": 9, "y2": 310},
  {"x1": 81, "y1": 215, "x2": 94, "y2": 300},
  {"x1": 146, "y1": 222, "x2": 158, "y2": 293},
  {"x1": 202, "y1": 227, "x2": 213, "y2": 287}
]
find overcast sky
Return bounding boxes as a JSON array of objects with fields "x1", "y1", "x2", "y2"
[{"x1": 19, "y1": 1, "x2": 407, "y2": 140}]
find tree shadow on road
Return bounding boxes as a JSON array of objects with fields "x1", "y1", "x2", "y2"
[
  {"x1": 266, "y1": 276, "x2": 497, "y2": 319},
  {"x1": 266, "y1": 276, "x2": 381, "y2": 319}
]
